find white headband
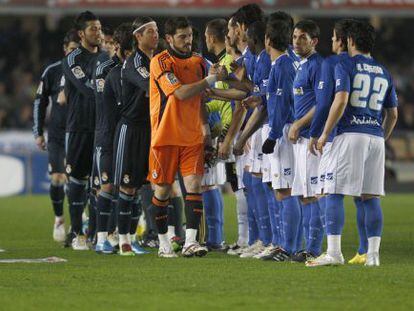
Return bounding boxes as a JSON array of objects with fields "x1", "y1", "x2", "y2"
[{"x1": 133, "y1": 21, "x2": 157, "y2": 35}]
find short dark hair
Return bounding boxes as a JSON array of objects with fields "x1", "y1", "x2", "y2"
[
  {"x1": 74, "y1": 11, "x2": 99, "y2": 31},
  {"x1": 230, "y1": 4, "x2": 263, "y2": 28},
  {"x1": 294, "y1": 20, "x2": 320, "y2": 39},
  {"x1": 102, "y1": 26, "x2": 114, "y2": 37},
  {"x1": 334, "y1": 19, "x2": 355, "y2": 49},
  {"x1": 132, "y1": 16, "x2": 154, "y2": 35},
  {"x1": 63, "y1": 29, "x2": 80, "y2": 46},
  {"x1": 247, "y1": 21, "x2": 266, "y2": 46},
  {"x1": 206, "y1": 18, "x2": 228, "y2": 43},
  {"x1": 113, "y1": 23, "x2": 133, "y2": 56},
  {"x1": 266, "y1": 20, "x2": 291, "y2": 51},
  {"x1": 347, "y1": 20, "x2": 376, "y2": 53},
  {"x1": 164, "y1": 17, "x2": 191, "y2": 36},
  {"x1": 268, "y1": 11, "x2": 294, "y2": 31}
]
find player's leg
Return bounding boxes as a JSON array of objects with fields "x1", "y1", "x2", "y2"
[
  {"x1": 180, "y1": 144, "x2": 209, "y2": 257},
  {"x1": 130, "y1": 193, "x2": 149, "y2": 254},
  {"x1": 66, "y1": 132, "x2": 94, "y2": 250},
  {"x1": 48, "y1": 138, "x2": 67, "y2": 242},
  {"x1": 361, "y1": 135, "x2": 386, "y2": 267},
  {"x1": 348, "y1": 197, "x2": 368, "y2": 264}
]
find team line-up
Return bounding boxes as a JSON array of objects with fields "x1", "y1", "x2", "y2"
[{"x1": 32, "y1": 4, "x2": 398, "y2": 267}]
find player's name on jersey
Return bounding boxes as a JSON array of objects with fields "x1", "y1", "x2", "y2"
[{"x1": 356, "y1": 63, "x2": 384, "y2": 74}]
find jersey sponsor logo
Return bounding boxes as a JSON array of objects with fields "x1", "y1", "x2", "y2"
[
  {"x1": 166, "y1": 72, "x2": 178, "y2": 85},
  {"x1": 36, "y1": 81, "x2": 43, "y2": 95},
  {"x1": 284, "y1": 168, "x2": 291, "y2": 176},
  {"x1": 71, "y1": 66, "x2": 85, "y2": 79},
  {"x1": 318, "y1": 81, "x2": 324, "y2": 90},
  {"x1": 276, "y1": 88, "x2": 283, "y2": 96},
  {"x1": 293, "y1": 87, "x2": 304, "y2": 95},
  {"x1": 137, "y1": 66, "x2": 150, "y2": 79},
  {"x1": 350, "y1": 115, "x2": 380, "y2": 126},
  {"x1": 310, "y1": 176, "x2": 318, "y2": 185},
  {"x1": 96, "y1": 78, "x2": 105, "y2": 93}
]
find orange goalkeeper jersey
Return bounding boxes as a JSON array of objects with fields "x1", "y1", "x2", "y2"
[{"x1": 149, "y1": 49, "x2": 206, "y2": 147}]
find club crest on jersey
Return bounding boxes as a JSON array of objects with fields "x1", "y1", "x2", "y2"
[
  {"x1": 166, "y1": 72, "x2": 178, "y2": 85},
  {"x1": 137, "y1": 66, "x2": 150, "y2": 79},
  {"x1": 96, "y1": 78, "x2": 105, "y2": 93},
  {"x1": 66, "y1": 165, "x2": 72, "y2": 174},
  {"x1": 293, "y1": 87, "x2": 304, "y2": 95},
  {"x1": 123, "y1": 174, "x2": 130, "y2": 184},
  {"x1": 72, "y1": 66, "x2": 85, "y2": 79},
  {"x1": 36, "y1": 81, "x2": 43, "y2": 95},
  {"x1": 152, "y1": 170, "x2": 158, "y2": 179}
]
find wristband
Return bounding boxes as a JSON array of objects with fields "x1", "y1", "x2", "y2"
[{"x1": 205, "y1": 75, "x2": 217, "y2": 87}]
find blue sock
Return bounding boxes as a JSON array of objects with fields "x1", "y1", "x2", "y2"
[
  {"x1": 243, "y1": 172, "x2": 259, "y2": 245},
  {"x1": 302, "y1": 202, "x2": 311, "y2": 251},
  {"x1": 214, "y1": 189, "x2": 224, "y2": 244},
  {"x1": 308, "y1": 201, "x2": 324, "y2": 256},
  {"x1": 319, "y1": 196, "x2": 327, "y2": 231},
  {"x1": 263, "y1": 183, "x2": 279, "y2": 246},
  {"x1": 277, "y1": 200, "x2": 284, "y2": 247},
  {"x1": 363, "y1": 198, "x2": 383, "y2": 238},
  {"x1": 202, "y1": 189, "x2": 219, "y2": 246},
  {"x1": 281, "y1": 196, "x2": 301, "y2": 254},
  {"x1": 295, "y1": 200, "x2": 303, "y2": 252},
  {"x1": 354, "y1": 198, "x2": 368, "y2": 254},
  {"x1": 251, "y1": 176, "x2": 272, "y2": 246},
  {"x1": 326, "y1": 194, "x2": 345, "y2": 235}
]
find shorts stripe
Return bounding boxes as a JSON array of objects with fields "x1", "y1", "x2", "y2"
[{"x1": 114, "y1": 124, "x2": 127, "y2": 186}]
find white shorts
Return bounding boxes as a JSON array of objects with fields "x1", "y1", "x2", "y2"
[
  {"x1": 291, "y1": 137, "x2": 321, "y2": 198},
  {"x1": 216, "y1": 161, "x2": 226, "y2": 185},
  {"x1": 261, "y1": 124, "x2": 272, "y2": 183},
  {"x1": 316, "y1": 142, "x2": 332, "y2": 195},
  {"x1": 324, "y1": 133, "x2": 385, "y2": 197},
  {"x1": 202, "y1": 163, "x2": 217, "y2": 186},
  {"x1": 248, "y1": 129, "x2": 263, "y2": 174},
  {"x1": 270, "y1": 124, "x2": 295, "y2": 190},
  {"x1": 235, "y1": 154, "x2": 247, "y2": 189}
]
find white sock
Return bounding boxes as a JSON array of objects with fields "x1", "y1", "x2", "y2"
[
  {"x1": 55, "y1": 216, "x2": 64, "y2": 223},
  {"x1": 327, "y1": 235, "x2": 342, "y2": 257},
  {"x1": 185, "y1": 228, "x2": 198, "y2": 247},
  {"x1": 97, "y1": 232, "x2": 108, "y2": 244},
  {"x1": 235, "y1": 189, "x2": 248, "y2": 246},
  {"x1": 367, "y1": 236, "x2": 381, "y2": 254},
  {"x1": 130, "y1": 233, "x2": 136, "y2": 243},
  {"x1": 119, "y1": 234, "x2": 130, "y2": 246},
  {"x1": 167, "y1": 226, "x2": 175, "y2": 240},
  {"x1": 158, "y1": 233, "x2": 171, "y2": 250}
]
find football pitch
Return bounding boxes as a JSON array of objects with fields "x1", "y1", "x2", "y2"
[{"x1": 0, "y1": 194, "x2": 413, "y2": 310}]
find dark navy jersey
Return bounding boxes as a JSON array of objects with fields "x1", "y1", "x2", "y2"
[
  {"x1": 93, "y1": 52, "x2": 120, "y2": 132},
  {"x1": 33, "y1": 60, "x2": 67, "y2": 140},
  {"x1": 334, "y1": 54, "x2": 398, "y2": 137},
  {"x1": 120, "y1": 49, "x2": 150, "y2": 125},
  {"x1": 62, "y1": 46, "x2": 99, "y2": 132},
  {"x1": 266, "y1": 54, "x2": 296, "y2": 140},
  {"x1": 293, "y1": 52, "x2": 324, "y2": 138},
  {"x1": 310, "y1": 52, "x2": 350, "y2": 141},
  {"x1": 95, "y1": 64, "x2": 122, "y2": 149}
]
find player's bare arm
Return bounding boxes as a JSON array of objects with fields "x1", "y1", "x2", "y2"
[
  {"x1": 288, "y1": 106, "x2": 316, "y2": 143},
  {"x1": 382, "y1": 107, "x2": 398, "y2": 141}
]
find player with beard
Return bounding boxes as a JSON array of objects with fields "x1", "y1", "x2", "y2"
[
  {"x1": 33, "y1": 29, "x2": 79, "y2": 243},
  {"x1": 62, "y1": 11, "x2": 102, "y2": 250},
  {"x1": 112, "y1": 17, "x2": 158, "y2": 256}
]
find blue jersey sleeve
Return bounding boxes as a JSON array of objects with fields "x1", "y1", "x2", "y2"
[
  {"x1": 310, "y1": 60, "x2": 334, "y2": 138},
  {"x1": 268, "y1": 69, "x2": 293, "y2": 140},
  {"x1": 383, "y1": 78, "x2": 398, "y2": 108},
  {"x1": 334, "y1": 61, "x2": 351, "y2": 93}
]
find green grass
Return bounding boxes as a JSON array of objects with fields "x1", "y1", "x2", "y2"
[{"x1": 0, "y1": 194, "x2": 413, "y2": 310}]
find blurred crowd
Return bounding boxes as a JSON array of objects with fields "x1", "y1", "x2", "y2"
[{"x1": 0, "y1": 16, "x2": 413, "y2": 131}]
